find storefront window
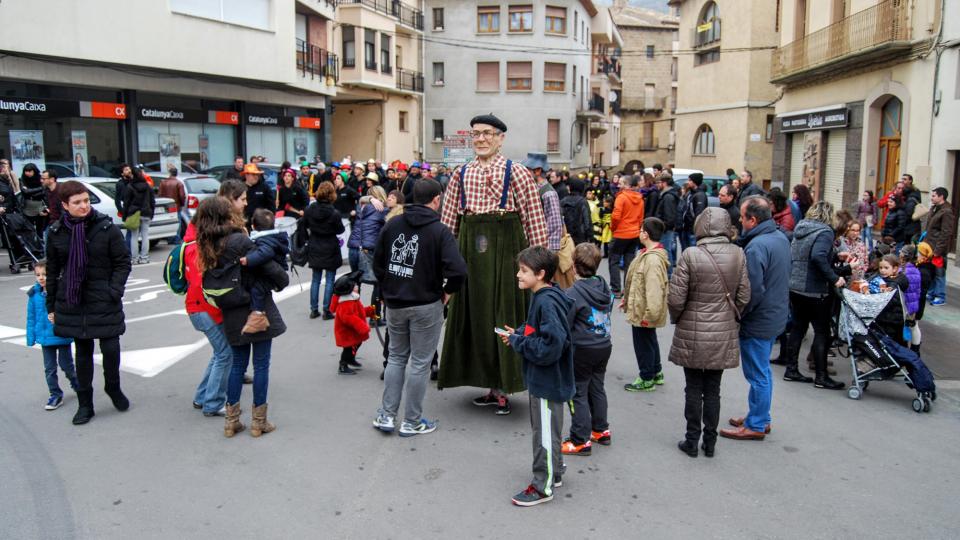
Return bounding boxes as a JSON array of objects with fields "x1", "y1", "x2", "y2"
[
  {"x1": 1, "y1": 116, "x2": 122, "y2": 178},
  {"x1": 138, "y1": 120, "x2": 236, "y2": 173}
]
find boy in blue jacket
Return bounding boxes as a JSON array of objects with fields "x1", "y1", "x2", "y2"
[
  {"x1": 26, "y1": 261, "x2": 77, "y2": 411},
  {"x1": 500, "y1": 246, "x2": 575, "y2": 507},
  {"x1": 240, "y1": 209, "x2": 290, "y2": 334}
]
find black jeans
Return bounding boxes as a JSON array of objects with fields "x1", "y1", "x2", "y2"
[
  {"x1": 631, "y1": 326, "x2": 662, "y2": 380},
  {"x1": 570, "y1": 344, "x2": 612, "y2": 444},
  {"x1": 683, "y1": 367, "x2": 723, "y2": 445},
  {"x1": 74, "y1": 336, "x2": 122, "y2": 393},
  {"x1": 786, "y1": 292, "x2": 833, "y2": 375},
  {"x1": 340, "y1": 345, "x2": 359, "y2": 367},
  {"x1": 608, "y1": 238, "x2": 639, "y2": 293}
]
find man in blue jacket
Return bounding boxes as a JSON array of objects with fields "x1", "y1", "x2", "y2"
[{"x1": 721, "y1": 196, "x2": 790, "y2": 441}]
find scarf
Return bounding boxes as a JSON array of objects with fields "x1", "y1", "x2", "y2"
[{"x1": 61, "y1": 212, "x2": 91, "y2": 306}]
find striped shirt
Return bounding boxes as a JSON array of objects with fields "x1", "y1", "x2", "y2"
[{"x1": 440, "y1": 154, "x2": 548, "y2": 247}]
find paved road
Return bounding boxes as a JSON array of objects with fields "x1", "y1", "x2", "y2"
[{"x1": 1, "y1": 244, "x2": 958, "y2": 539}]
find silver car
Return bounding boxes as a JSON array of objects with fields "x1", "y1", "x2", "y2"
[
  {"x1": 74, "y1": 177, "x2": 180, "y2": 248},
  {"x1": 180, "y1": 174, "x2": 222, "y2": 218}
]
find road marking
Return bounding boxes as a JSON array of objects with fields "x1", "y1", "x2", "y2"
[
  {"x1": 0, "y1": 325, "x2": 25, "y2": 339},
  {"x1": 124, "y1": 284, "x2": 168, "y2": 293}
]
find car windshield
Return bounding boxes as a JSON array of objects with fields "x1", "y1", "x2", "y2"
[
  {"x1": 90, "y1": 181, "x2": 118, "y2": 199},
  {"x1": 185, "y1": 177, "x2": 221, "y2": 194}
]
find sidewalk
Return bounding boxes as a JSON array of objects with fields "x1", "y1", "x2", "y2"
[{"x1": 914, "y1": 284, "x2": 960, "y2": 380}]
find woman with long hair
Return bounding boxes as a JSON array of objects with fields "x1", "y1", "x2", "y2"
[
  {"x1": 769, "y1": 189, "x2": 795, "y2": 233},
  {"x1": 196, "y1": 197, "x2": 289, "y2": 438},
  {"x1": 792, "y1": 184, "x2": 813, "y2": 218},
  {"x1": 218, "y1": 179, "x2": 248, "y2": 217}
]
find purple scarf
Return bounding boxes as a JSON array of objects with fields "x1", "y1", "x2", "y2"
[{"x1": 61, "y1": 213, "x2": 90, "y2": 306}]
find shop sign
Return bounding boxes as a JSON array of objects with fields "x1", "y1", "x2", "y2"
[
  {"x1": 0, "y1": 97, "x2": 126, "y2": 120},
  {"x1": 138, "y1": 107, "x2": 206, "y2": 123},
  {"x1": 247, "y1": 114, "x2": 292, "y2": 127},
  {"x1": 779, "y1": 107, "x2": 848, "y2": 133},
  {"x1": 294, "y1": 116, "x2": 322, "y2": 129},
  {"x1": 80, "y1": 101, "x2": 127, "y2": 119},
  {"x1": 208, "y1": 110, "x2": 239, "y2": 125}
]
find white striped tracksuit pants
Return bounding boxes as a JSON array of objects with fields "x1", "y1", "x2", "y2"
[{"x1": 529, "y1": 394, "x2": 565, "y2": 496}]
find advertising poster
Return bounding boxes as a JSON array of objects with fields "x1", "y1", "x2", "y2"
[
  {"x1": 198, "y1": 134, "x2": 210, "y2": 170},
  {"x1": 9, "y1": 130, "x2": 46, "y2": 173},
  {"x1": 70, "y1": 130, "x2": 89, "y2": 176},
  {"x1": 442, "y1": 131, "x2": 474, "y2": 166},
  {"x1": 294, "y1": 137, "x2": 308, "y2": 160},
  {"x1": 159, "y1": 133, "x2": 182, "y2": 175},
  {"x1": 801, "y1": 131, "x2": 823, "y2": 203}
]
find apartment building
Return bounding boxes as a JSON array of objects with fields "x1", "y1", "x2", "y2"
[
  {"x1": 330, "y1": 0, "x2": 425, "y2": 163},
  {"x1": 669, "y1": 0, "x2": 779, "y2": 182},
  {"x1": 0, "y1": 0, "x2": 337, "y2": 171},
  {"x1": 611, "y1": 2, "x2": 679, "y2": 174},
  {"x1": 423, "y1": 1, "x2": 618, "y2": 170}
]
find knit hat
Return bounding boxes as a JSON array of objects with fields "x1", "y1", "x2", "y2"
[{"x1": 917, "y1": 241, "x2": 933, "y2": 259}]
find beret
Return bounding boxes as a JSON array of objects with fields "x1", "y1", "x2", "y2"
[{"x1": 470, "y1": 113, "x2": 507, "y2": 133}]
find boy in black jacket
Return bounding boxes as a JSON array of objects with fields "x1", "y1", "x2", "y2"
[
  {"x1": 500, "y1": 246, "x2": 575, "y2": 507},
  {"x1": 240, "y1": 209, "x2": 289, "y2": 334}
]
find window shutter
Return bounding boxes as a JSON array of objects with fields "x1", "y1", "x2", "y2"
[
  {"x1": 544, "y1": 62, "x2": 565, "y2": 80},
  {"x1": 477, "y1": 62, "x2": 499, "y2": 91},
  {"x1": 546, "y1": 6, "x2": 566, "y2": 18},
  {"x1": 507, "y1": 61, "x2": 532, "y2": 78}
]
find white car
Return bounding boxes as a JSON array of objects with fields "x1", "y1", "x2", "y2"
[{"x1": 74, "y1": 177, "x2": 180, "y2": 248}]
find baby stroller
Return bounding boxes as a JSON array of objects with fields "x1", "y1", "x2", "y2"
[
  {"x1": 1, "y1": 211, "x2": 42, "y2": 274},
  {"x1": 837, "y1": 288, "x2": 936, "y2": 413}
]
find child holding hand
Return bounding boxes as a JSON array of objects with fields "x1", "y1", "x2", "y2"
[
  {"x1": 330, "y1": 271, "x2": 377, "y2": 375},
  {"x1": 26, "y1": 261, "x2": 78, "y2": 411}
]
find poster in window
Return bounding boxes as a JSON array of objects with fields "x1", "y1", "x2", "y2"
[
  {"x1": 198, "y1": 134, "x2": 210, "y2": 170},
  {"x1": 159, "y1": 134, "x2": 182, "y2": 175},
  {"x1": 801, "y1": 131, "x2": 823, "y2": 202},
  {"x1": 294, "y1": 137, "x2": 308, "y2": 160},
  {"x1": 9, "y1": 130, "x2": 46, "y2": 173},
  {"x1": 71, "y1": 131, "x2": 89, "y2": 176}
]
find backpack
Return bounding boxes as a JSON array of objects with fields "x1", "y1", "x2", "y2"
[
  {"x1": 201, "y1": 262, "x2": 250, "y2": 310},
  {"x1": 677, "y1": 194, "x2": 695, "y2": 232},
  {"x1": 162, "y1": 241, "x2": 194, "y2": 295},
  {"x1": 562, "y1": 198, "x2": 589, "y2": 241},
  {"x1": 290, "y1": 221, "x2": 309, "y2": 267}
]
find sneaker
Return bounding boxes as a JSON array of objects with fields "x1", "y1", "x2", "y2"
[
  {"x1": 373, "y1": 414, "x2": 395, "y2": 433},
  {"x1": 653, "y1": 371, "x2": 665, "y2": 385},
  {"x1": 624, "y1": 377, "x2": 656, "y2": 392},
  {"x1": 399, "y1": 418, "x2": 437, "y2": 437},
  {"x1": 553, "y1": 473, "x2": 562, "y2": 488},
  {"x1": 203, "y1": 406, "x2": 226, "y2": 417},
  {"x1": 930, "y1": 298, "x2": 945, "y2": 306},
  {"x1": 495, "y1": 395, "x2": 511, "y2": 415},
  {"x1": 512, "y1": 484, "x2": 553, "y2": 507},
  {"x1": 192, "y1": 401, "x2": 202, "y2": 410},
  {"x1": 45, "y1": 395, "x2": 63, "y2": 411},
  {"x1": 472, "y1": 392, "x2": 499, "y2": 407},
  {"x1": 561, "y1": 439, "x2": 592, "y2": 456},
  {"x1": 590, "y1": 429, "x2": 612, "y2": 446},
  {"x1": 338, "y1": 365, "x2": 357, "y2": 375}
]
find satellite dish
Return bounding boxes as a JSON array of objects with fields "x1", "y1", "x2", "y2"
[{"x1": 608, "y1": 91, "x2": 618, "y2": 103}]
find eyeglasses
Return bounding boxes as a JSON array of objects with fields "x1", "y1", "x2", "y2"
[{"x1": 469, "y1": 130, "x2": 501, "y2": 140}]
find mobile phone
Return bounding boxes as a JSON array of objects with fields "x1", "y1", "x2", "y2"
[{"x1": 494, "y1": 327, "x2": 511, "y2": 337}]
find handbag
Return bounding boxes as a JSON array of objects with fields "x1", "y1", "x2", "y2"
[
  {"x1": 123, "y1": 210, "x2": 141, "y2": 231},
  {"x1": 697, "y1": 247, "x2": 742, "y2": 323},
  {"x1": 912, "y1": 202, "x2": 929, "y2": 221}
]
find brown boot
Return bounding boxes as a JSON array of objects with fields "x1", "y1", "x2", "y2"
[
  {"x1": 250, "y1": 403, "x2": 276, "y2": 437},
  {"x1": 242, "y1": 311, "x2": 270, "y2": 334},
  {"x1": 224, "y1": 403, "x2": 244, "y2": 438}
]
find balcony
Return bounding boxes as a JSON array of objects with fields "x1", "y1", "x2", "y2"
[
  {"x1": 296, "y1": 38, "x2": 339, "y2": 84},
  {"x1": 396, "y1": 68, "x2": 424, "y2": 92},
  {"x1": 595, "y1": 59, "x2": 621, "y2": 81},
  {"x1": 336, "y1": 0, "x2": 423, "y2": 31},
  {"x1": 771, "y1": 0, "x2": 911, "y2": 85}
]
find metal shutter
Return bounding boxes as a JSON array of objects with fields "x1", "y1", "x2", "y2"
[
  {"x1": 823, "y1": 130, "x2": 846, "y2": 209},
  {"x1": 790, "y1": 134, "x2": 805, "y2": 188}
]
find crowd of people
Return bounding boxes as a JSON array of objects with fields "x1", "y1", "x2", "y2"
[{"x1": 6, "y1": 109, "x2": 957, "y2": 508}]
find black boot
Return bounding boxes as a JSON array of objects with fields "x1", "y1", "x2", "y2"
[
  {"x1": 104, "y1": 384, "x2": 130, "y2": 412},
  {"x1": 677, "y1": 440, "x2": 698, "y2": 458},
  {"x1": 309, "y1": 309, "x2": 321, "y2": 319},
  {"x1": 700, "y1": 441, "x2": 715, "y2": 458},
  {"x1": 72, "y1": 390, "x2": 95, "y2": 425},
  {"x1": 783, "y1": 367, "x2": 813, "y2": 383},
  {"x1": 814, "y1": 374, "x2": 845, "y2": 390}
]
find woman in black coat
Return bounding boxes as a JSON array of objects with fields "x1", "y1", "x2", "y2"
[
  {"x1": 302, "y1": 182, "x2": 345, "y2": 320},
  {"x1": 276, "y1": 169, "x2": 308, "y2": 219},
  {"x1": 882, "y1": 196, "x2": 907, "y2": 248},
  {"x1": 120, "y1": 168, "x2": 156, "y2": 264},
  {"x1": 196, "y1": 197, "x2": 288, "y2": 438},
  {"x1": 45, "y1": 180, "x2": 132, "y2": 425}
]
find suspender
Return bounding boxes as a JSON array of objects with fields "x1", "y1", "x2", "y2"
[{"x1": 457, "y1": 159, "x2": 513, "y2": 211}]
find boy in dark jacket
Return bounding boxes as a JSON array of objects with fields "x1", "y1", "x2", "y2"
[
  {"x1": 240, "y1": 209, "x2": 289, "y2": 334},
  {"x1": 562, "y1": 243, "x2": 613, "y2": 456},
  {"x1": 500, "y1": 246, "x2": 575, "y2": 507}
]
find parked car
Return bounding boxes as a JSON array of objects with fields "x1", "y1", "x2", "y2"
[
  {"x1": 45, "y1": 162, "x2": 113, "y2": 179},
  {"x1": 206, "y1": 163, "x2": 281, "y2": 189},
  {"x1": 142, "y1": 161, "x2": 200, "y2": 175},
  {"x1": 74, "y1": 177, "x2": 180, "y2": 248},
  {"x1": 180, "y1": 174, "x2": 222, "y2": 218}
]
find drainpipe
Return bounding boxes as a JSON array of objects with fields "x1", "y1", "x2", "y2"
[{"x1": 420, "y1": 19, "x2": 426, "y2": 162}]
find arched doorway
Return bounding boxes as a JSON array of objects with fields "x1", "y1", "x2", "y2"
[{"x1": 877, "y1": 97, "x2": 902, "y2": 196}]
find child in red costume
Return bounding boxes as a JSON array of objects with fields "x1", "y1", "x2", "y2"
[{"x1": 331, "y1": 271, "x2": 377, "y2": 375}]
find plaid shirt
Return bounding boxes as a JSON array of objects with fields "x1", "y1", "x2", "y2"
[
  {"x1": 441, "y1": 154, "x2": 548, "y2": 247},
  {"x1": 538, "y1": 180, "x2": 563, "y2": 251}
]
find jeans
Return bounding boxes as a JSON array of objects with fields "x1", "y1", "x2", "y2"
[
  {"x1": 739, "y1": 336, "x2": 774, "y2": 433},
  {"x1": 569, "y1": 344, "x2": 611, "y2": 444},
  {"x1": 74, "y1": 337, "x2": 121, "y2": 393},
  {"x1": 785, "y1": 292, "x2": 833, "y2": 375},
  {"x1": 608, "y1": 238, "x2": 639, "y2": 293},
  {"x1": 310, "y1": 269, "x2": 337, "y2": 313},
  {"x1": 631, "y1": 326, "x2": 662, "y2": 380},
  {"x1": 529, "y1": 394, "x2": 564, "y2": 496},
  {"x1": 682, "y1": 367, "x2": 723, "y2": 445},
  {"x1": 348, "y1": 247, "x2": 360, "y2": 273},
  {"x1": 189, "y1": 312, "x2": 233, "y2": 414},
  {"x1": 380, "y1": 301, "x2": 445, "y2": 424},
  {"x1": 660, "y1": 230, "x2": 677, "y2": 276},
  {"x1": 42, "y1": 345, "x2": 77, "y2": 399},
  {"x1": 929, "y1": 261, "x2": 947, "y2": 302},
  {"x1": 129, "y1": 217, "x2": 151, "y2": 260},
  {"x1": 679, "y1": 230, "x2": 697, "y2": 252},
  {"x1": 860, "y1": 226, "x2": 874, "y2": 251},
  {"x1": 227, "y1": 340, "x2": 272, "y2": 407}
]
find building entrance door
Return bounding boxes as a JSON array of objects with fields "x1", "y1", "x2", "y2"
[{"x1": 876, "y1": 97, "x2": 902, "y2": 197}]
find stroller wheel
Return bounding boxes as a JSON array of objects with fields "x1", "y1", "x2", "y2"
[
  {"x1": 922, "y1": 397, "x2": 932, "y2": 413},
  {"x1": 847, "y1": 386, "x2": 862, "y2": 400},
  {"x1": 912, "y1": 398, "x2": 924, "y2": 413}
]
